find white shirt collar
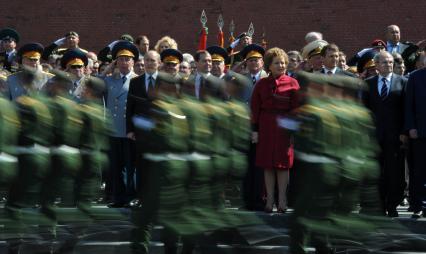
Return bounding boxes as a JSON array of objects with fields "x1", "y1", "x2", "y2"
[
  {"x1": 324, "y1": 67, "x2": 337, "y2": 74},
  {"x1": 378, "y1": 73, "x2": 392, "y2": 82}
]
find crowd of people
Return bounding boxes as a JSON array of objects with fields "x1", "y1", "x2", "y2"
[{"x1": 0, "y1": 23, "x2": 425, "y2": 254}]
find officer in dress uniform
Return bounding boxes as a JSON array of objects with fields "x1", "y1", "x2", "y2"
[
  {"x1": 42, "y1": 31, "x2": 88, "y2": 61},
  {"x1": 206, "y1": 45, "x2": 228, "y2": 79},
  {"x1": 60, "y1": 48, "x2": 89, "y2": 100},
  {"x1": 6, "y1": 43, "x2": 54, "y2": 100},
  {"x1": 104, "y1": 41, "x2": 139, "y2": 207},
  {"x1": 301, "y1": 40, "x2": 329, "y2": 73},
  {"x1": 0, "y1": 28, "x2": 19, "y2": 72}
]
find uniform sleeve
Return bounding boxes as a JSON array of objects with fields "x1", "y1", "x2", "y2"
[
  {"x1": 404, "y1": 74, "x2": 416, "y2": 131},
  {"x1": 250, "y1": 81, "x2": 262, "y2": 131},
  {"x1": 126, "y1": 79, "x2": 136, "y2": 134}
]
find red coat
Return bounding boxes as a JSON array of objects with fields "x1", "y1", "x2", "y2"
[{"x1": 250, "y1": 74, "x2": 300, "y2": 169}]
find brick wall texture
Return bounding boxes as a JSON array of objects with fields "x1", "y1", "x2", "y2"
[{"x1": 1, "y1": 0, "x2": 425, "y2": 57}]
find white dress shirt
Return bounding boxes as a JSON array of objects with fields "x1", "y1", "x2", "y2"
[{"x1": 378, "y1": 73, "x2": 392, "y2": 96}]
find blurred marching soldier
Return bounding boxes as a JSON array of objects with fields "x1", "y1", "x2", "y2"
[
  {"x1": 104, "y1": 41, "x2": 139, "y2": 207},
  {"x1": 206, "y1": 45, "x2": 228, "y2": 79},
  {"x1": 238, "y1": 44, "x2": 267, "y2": 211},
  {"x1": 285, "y1": 72, "x2": 341, "y2": 254},
  {"x1": 0, "y1": 94, "x2": 19, "y2": 195},
  {"x1": 42, "y1": 31, "x2": 88, "y2": 61},
  {"x1": 240, "y1": 44, "x2": 268, "y2": 102},
  {"x1": 130, "y1": 72, "x2": 189, "y2": 254},
  {"x1": 0, "y1": 28, "x2": 19, "y2": 72},
  {"x1": 60, "y1": 48, "x2": 89, "y2": 100},
  {"x1": 301, "y1": 39, "x2": 328, "y2": 73},
  {"x1": 39, "y1": 70, "x2": 84, "y2": 220},
  {"x1": 6, "y1": 43, "x2": 54, "y2": 100},
  {"x1": 75, "y1": 76, "x2": 111, "y2": 213},
  {"x1": 126, "y1": 50, "x2": 161, "y2": 207},
  {"x1": 6, "y1": 75, "x2": 53, "y2": 211}
]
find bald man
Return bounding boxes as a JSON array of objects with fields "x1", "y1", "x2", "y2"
[{"x1": 385, "y1": 25, "x2": 409, "y2": 54}]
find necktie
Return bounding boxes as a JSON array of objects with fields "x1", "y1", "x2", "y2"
[
  {"x1": 252, "y1": 75, "x2": 256, "y2": 84},
  {"x1": 327, "y1": 71, "x2": 333, "y2": 75},
  {"x1": 148, "y1": 76, "x2": 154, "y2": 92},
  {"x1": 381, "y1": 78, "x2": 388, "y2": 100},
  {"x1": 122, "y1": 75, "x2": 127, "y2": 84}
]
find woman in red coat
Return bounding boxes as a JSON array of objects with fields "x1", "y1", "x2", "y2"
[{"x1": 250, "y1": 47, "x2": 300, "y2": 213}]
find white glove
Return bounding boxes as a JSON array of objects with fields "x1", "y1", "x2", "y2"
[
  {"x1": 230, "y1": 38, "x2": 241, "y2": 49},
  {"x1": 108, "y1": 40, "x2": 121, "y2": 50},
  {"x1": 54, "y1": 37, "x2": 66, "y2": 46}
]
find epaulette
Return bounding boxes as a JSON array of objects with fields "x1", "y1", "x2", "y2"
[{"x1": 42, "y1": 71, "x2": 55, "y2": 77}]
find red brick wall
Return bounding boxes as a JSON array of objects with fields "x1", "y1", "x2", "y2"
[{"x1": 2, "y1": 0, "x2": 425, "y2": 57}]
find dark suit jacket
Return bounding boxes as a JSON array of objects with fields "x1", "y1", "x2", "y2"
[
  {"x1": 125, "y1": 73, "x2": 158, "y2": 134},
  {"x1": 405, "y1": 68, "x2": 426, "y2": 138},
  {"x1": 364, "y1": 74, "x2": 407, "y2": 143},
  {"x1": 320, "y1": 67, "x2": 357, "y2": 77}
]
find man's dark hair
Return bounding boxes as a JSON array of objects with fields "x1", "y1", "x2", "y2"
[
  {"x1": 320, "y1": 43, "x2": 339, "y2": 56},
  {"x1": 194, "y1": 50, "x2": 209, "y2": 62}
]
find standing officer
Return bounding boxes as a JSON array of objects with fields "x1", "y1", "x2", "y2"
[
  {"x1": 206, "y1": 46, "x2": 228, "y2": 79},
  {"x1": 60, "y1": 49, "x2": 89, "y2": 100},
  {"x1": 6, "y1": 43, "x2": 54, "y2": 100},
  {"x1": 104, "y1": 41, "x2": 139, "y2": 207},
  {"x1": 0, "y1": 28, "x2": 19, "y2": 72}
]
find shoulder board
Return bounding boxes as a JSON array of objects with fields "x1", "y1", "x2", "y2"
[{"x1": 42, "y1": 71, "x2": 55, "y2": 77}]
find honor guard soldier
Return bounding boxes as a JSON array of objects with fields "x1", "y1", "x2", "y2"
[
  {"x1": 39, "y1": 70, "x2": 84, "y2": 220},
  {"x1": 60, "y1": 48, "x2": 89, "y2": 99},
  {"x1": 104, "y1": 41, "x2": 139, "y2": 207},
  {"x1": 227, "y1": 32, "x2": 252, "y2": 68},
  {"x1": 42, "y1": 31, "x2": 88, "y2": 61},
  {"x1": 6, "y1": 43, "x2": 54, "y2": 100},
  {"x1": 206, "y1": 46, "x2": 228, "y2": 79},
  {"x1": 75, "y1": 76, "x2": 111, "y2": 213},
  {"x1": 0, "y1": 28, "x2": 19, "y2": 72},
  {"x1": 6, "y1": 80, "x2": 53, "y2": 212}
]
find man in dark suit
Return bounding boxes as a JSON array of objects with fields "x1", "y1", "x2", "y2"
[
  {"x1": 126, "y1": 50, "x2": 160, "y2": 207},
  {"x1": 320, "y1": 43, "x2": 356, "y2": 77},
  {"x1": 404, "y1": 58, "x2": 426, "y2": 218},
  {"x1": 364, "y1": 51, "x2": 407, "y2": 217}
]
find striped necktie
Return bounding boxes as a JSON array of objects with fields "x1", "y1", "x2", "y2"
[{"x1": 380, "y1": 78, "x2": 388, "y2": 100}]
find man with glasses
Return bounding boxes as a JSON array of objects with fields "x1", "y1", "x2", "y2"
[
  {"x1": 0, "y1": 28, "x2": 19, "y2": 72},
  {"x1": 60, "y1": 49, "x2": 89, "y2": 99}
]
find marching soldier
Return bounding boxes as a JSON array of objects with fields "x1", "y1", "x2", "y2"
[
  {"x1": 130, "y1": 72, "x2": 190, "y2": 254},
  {"x1": 75, "y1": 76, "x2": 111, "y2": 213},
  {"x1": 39, "y1": 70, "x2": 84, "y2": 220},
  {"x1": 6, "y1": 43, "x2": 54, "y2": 100},
  {"x1": 0, "y1": 28, "x2": 19, "y2": 72}
]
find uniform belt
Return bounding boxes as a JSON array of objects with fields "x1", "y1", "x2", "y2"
[
  {"x1": 143, "y1": 152, "x2": 211, "y2": 162},
  {"x1": 345, "y1": 155, "x2": 365, "y2": 165},
  {"x1": 51, "y1": 145, "x2": 80, "y2": 154},
  {"x1": 15, "y1": 144, "x2": 50, "y2": 154},
  {"x1": 295, "y1": 150, "x2": 337, "y2": 164},
  {"x1": 0, "y1": 152, "x2": 17, "y2": 163}
]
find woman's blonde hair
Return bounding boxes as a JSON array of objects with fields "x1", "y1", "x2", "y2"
[
  {"x1": 154, "y1": 36, "x2": 178, "y2": 53},
  {"x1": 263, "y1": 47, "x2": 288, "y2": 72}
]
